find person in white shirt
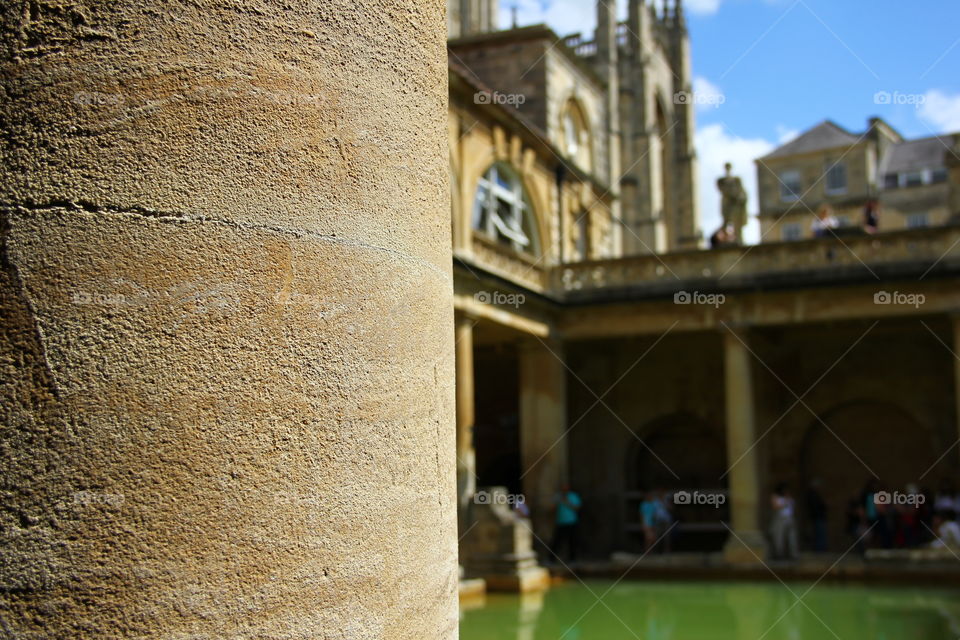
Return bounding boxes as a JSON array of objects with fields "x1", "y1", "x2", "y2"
[
  {"x1": 934, "y1": 481, "x2": 957, "y2": 513},
  {"x1": 931, "y1": 510, "x2": 960, "y2": 550},
  {"x1": 770, "y1": 482, "x2": 799, "y2": 560},
  {"x1": 812, "y1": 204, "x2": 839, "y2": 238}
]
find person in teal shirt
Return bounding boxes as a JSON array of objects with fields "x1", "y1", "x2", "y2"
[
  {"x1": 552, "y1": 484, "x2": 582, "y2": 562},
  {"x1": 640, "y1": 491, "x2": 658, "y2": 552}
]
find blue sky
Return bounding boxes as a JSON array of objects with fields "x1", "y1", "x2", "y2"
[{"x1": 502, "y1": 0, "x2": 960, "y2": 243}]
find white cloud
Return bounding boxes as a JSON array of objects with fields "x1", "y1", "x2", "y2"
[
  {"x1": 695, "y1": 123, "x2": 776, "y2": 245},
  {"x1": 692, "y1": 76, "x2": 726, "y2": 111},
  {"x1": 775, "y1": 125, "x2": 799, "y2": 144},
  {"x1": 685, "y1": 0, "x2": 722, "y2": 15},
  {"x1": 919, "y1": 90, "x2": 960, "y2": 133}
]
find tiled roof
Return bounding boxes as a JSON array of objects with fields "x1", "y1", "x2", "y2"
[
  {"x1": 880, "y1": 134, "x2": 956, "y2": 175},
  {"x1": 761, "y1": 121, "x2": 861, "y2": 160}
]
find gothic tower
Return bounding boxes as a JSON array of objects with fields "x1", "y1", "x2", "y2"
[
  {"x1": 619, "y1": 0, "x2": 701, "y2": 254},
  {"x1": 596, "y1": 0, "x2": 625, "y2": 257},
  {"x1": 449, "y1": 0, "x2": 499, "y2": 38}
]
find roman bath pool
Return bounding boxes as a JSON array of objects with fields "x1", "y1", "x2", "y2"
[{"x1": 460, "y1": 580, "x2": 960, "y2": 639}]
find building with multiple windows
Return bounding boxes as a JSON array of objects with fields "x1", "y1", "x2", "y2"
[
  {"x1": 449, "y1": 0, "x2": 960, "y2": 592},
  {"x1": 757, "y1": 117, "x2": 959, "y2": 242}
]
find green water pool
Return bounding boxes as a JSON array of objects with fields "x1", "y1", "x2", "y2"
[{"x1": 460, "y1": 580, "x2": 960, "y2": 639}]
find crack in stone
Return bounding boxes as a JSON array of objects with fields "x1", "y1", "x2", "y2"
[
  {"x1": 2, "y1": 201, "x2": 452, "y2": 282},
  {"x1": 0, "y1": 211, "x2": 63, "y2": 399}
]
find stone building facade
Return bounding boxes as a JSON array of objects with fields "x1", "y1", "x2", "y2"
[
  {"x1": 448, "y1": 0, "x2": 701, "y2": 258},
  {"x1": 757, "y1": 117, "x2": 960, "y2": 241},
  {"x1": 449, "y1": 0, "x2": 960, "y2": 586}
]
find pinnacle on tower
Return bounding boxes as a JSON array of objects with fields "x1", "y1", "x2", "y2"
[{"x1": 675, "y1": 0, "x2": 687, "y2": 30}]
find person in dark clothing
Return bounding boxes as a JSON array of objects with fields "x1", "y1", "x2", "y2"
[
  {"x1": 845, "y1": 497, "x2": 867, "y2": 555},
  {"x1": 863, "y1": 199, "x2": 880, "y2": 234},
  {"x1": 806, "y1": 479, "x2": 829, "y2": 552}
]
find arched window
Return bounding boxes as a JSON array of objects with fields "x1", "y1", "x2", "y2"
[
  {"x1": 574, "y1": 210, "x2": 590, "y2": 260},
  {"x1": 560, "y1": 99, "x2": 592, "y2": 173},
  {"x1": 472, "y1": 163, "x2": 540, "y2": 255}
]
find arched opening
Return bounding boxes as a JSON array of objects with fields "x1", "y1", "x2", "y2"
[
  {"x1": 560, "y1": 98, "x2": 593, "y2": 173},
  {"x1": 624, "y1": 413, "x2": 728, "y2": 552},
  {"x1": 653, "y1": 96, "x2": 672, "y2": 247},
  {"x1": 799, "y1": 401, "x2": 942, "y2": 550},
  {"x1": 472, "y1": 162, "x2": 541, "y2": 256},
  {"x1": 572, "y1": 209, "x2": 590, "y2": 261},
  {"x1": 450, "y1": 158, "x2": 461, "y2": 248}
]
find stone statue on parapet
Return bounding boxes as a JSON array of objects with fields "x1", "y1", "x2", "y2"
[{"x1": 717, "y1": 162, "x2": 748, "y2": 243}]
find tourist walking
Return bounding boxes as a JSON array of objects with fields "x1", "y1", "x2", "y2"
[
  {"x1": 770, "y1": 482, "x2": 798, "y2": 560},
  {"x1": 640, "y1": 490, "x2": 658, "y2": 552},
  {"x1": 654, "y1": 489, "x2": 675, "y2": 553},
  {"x1": 552, "y1": 483, "x2": 582, "y2": 563},
  {"x1": 805, "y1": 479, "x2": 828, "y2": 552}
]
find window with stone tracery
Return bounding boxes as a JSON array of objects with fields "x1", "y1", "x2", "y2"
[{"x1": 472, "y1": 163, "x2": 540, "y2": 255}]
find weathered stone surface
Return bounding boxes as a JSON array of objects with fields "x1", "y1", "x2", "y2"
[{"x1": 0, "y1": 1, "x2": 456, "y2": 638}]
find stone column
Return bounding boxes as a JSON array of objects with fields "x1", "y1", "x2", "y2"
[
  {"x1": 0, "y1": 1, "x2": 457, "y2": 638},
  {"x1": 456, "y1": 312, "x2": 478, "y2": 525},
  {"x1": 519, "y1": 339, "x2": 569, "y2": 543},
  {"x1": 953, "y1": 315, "x2": 960, "y2": 467},
  {"x1": 722, "y1": 326, "x2": 768, "y2": 563}
]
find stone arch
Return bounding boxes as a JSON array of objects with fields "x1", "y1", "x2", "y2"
[
  {"x1": 626, "y1": 412, "x2": 727, "y2": 491},
  {"x1": 798, "y1": 399, "x2": 942, "y2": 549},
  {"x1": 653, "y1": 90, "x2": 674, "y2": 246},
  {"x1": 622, "y1": 412, "x2": 728, "y2": 551}
]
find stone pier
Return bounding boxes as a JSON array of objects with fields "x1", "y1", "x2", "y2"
[
  {"x1": 456, "y1": 312, "x2": 478, "y2": 527},
  {"x1": 722, "y1": 326, "x2": 768, "y2": 564},
  {"x1": 954, "y1": 315, "x2": 960, "y2": 466},
  {"x1": 519, "y1": 339, "x2": 570, "y2": 543},
  {"x1": 0, "y1": 1, "x2": 457, "y2": 637}
]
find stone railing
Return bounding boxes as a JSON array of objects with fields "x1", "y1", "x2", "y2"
[
  {"x1": 561, "y1": 34, "x2": 597, "y2": 58},
  {"x1": 465, "y1": 235, "x2": 550, "y2": 293},
  {"x1": 573, "y1": 41, "x2": 597, "y2": 57},
  {"x1": 554, "y1": 225, "x2": 960, "y2": 300}
]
